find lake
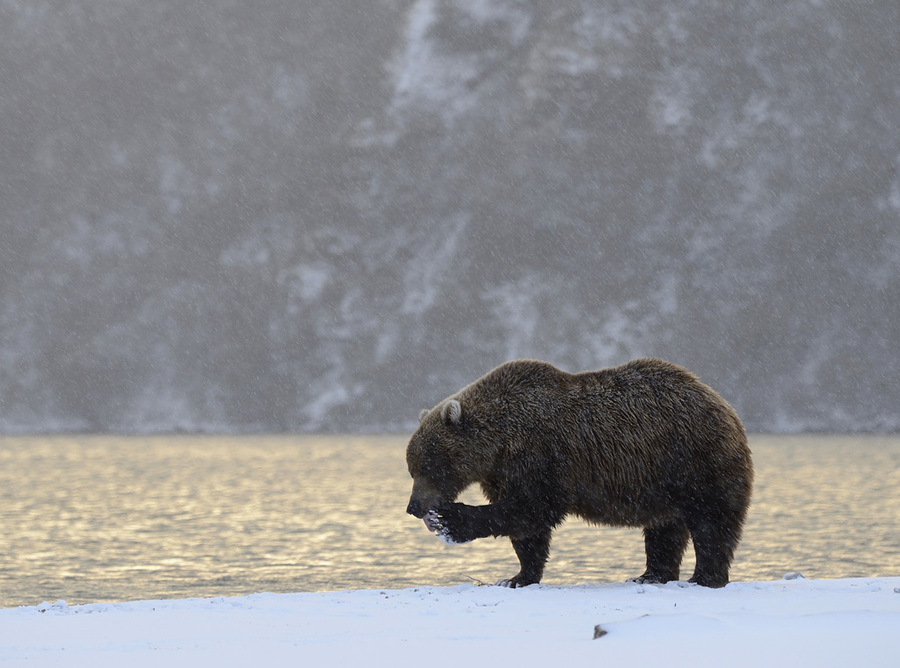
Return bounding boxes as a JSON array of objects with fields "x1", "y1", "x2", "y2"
[{"x1": 1, "y1": 434, "x2": 898, "y2": 608}]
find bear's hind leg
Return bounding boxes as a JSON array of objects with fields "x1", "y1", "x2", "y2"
[
  {"x1": 497, "y1": 532, "x2": 552, "y2": 588},
  {"x1": 687, "y1": 518, "x2": 740, "y2": 588},
  {"x1": 631, "y1": 521, "x2": 690, "y2": 585}
]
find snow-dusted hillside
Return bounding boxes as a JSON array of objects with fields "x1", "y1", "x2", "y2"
[{"x1": 1, "y1": 1, "x2": 898, "y2": 433}]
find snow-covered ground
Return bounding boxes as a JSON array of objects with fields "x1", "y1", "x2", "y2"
[{"x1": 2, "y1": 577, "x2": 898, "y2": 667}]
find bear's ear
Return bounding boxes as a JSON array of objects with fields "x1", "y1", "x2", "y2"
[
  {"x1": 418, "y1": 408, "x2": 430, "y2": 424},
  {"x1": 441, "y1": 399, "x2": 462, "y2": 426}
]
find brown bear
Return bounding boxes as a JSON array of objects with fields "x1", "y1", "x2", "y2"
[{"x1": 406, "y1": 358, "x2": 753, "y2": 588}]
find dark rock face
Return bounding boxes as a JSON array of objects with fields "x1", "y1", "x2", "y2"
[{"x1": 2, "y1": 2, "x2": 898, "y2": 433}]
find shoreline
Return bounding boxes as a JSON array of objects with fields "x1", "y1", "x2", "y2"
[{"x1": 3, "y1": 577, "x2": 899, "y2": 666}]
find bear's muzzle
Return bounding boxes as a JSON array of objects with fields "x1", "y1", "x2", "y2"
[
  {"x1": 406, "y1": 498, "x2": 428, "y2": 518},
  {"x1": 406, "y1": 477, "x2": 443, "y2": 520}
]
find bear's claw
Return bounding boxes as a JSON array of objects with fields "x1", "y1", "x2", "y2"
[
  {"x1": 423, "y1": 510, "x2": 440, "y2": 532},
  {"x1": 495, "y1": 575, "x2": 538, "y2": 588},
  {"x1": 424, "y1": 508, "x2": 462, "y2": 544},
  {"x1": 433, "y1": 513, "x2": 459, "y2": 544}
]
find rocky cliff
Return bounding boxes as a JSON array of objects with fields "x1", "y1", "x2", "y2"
[{"x1": 2, "y1": 1, "x2": 898, "y2": 432}]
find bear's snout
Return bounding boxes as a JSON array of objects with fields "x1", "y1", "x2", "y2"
[
  {"x1": 407, "y1": 477, "x2": 443, "y2": 519},
  {"x1": 406, "y1": 498, "x2": 427, "y2": 518}
]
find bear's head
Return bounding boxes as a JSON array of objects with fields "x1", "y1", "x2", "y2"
[{"x1": 405, "y1": 397, "x2": 497, "y2": 520}]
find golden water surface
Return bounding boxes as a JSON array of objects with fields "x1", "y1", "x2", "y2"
[{"x1": 0, "y1": 434, "x2": 898, "y2": 607}]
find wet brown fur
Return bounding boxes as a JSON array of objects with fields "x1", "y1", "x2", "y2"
[{"x1": 406, "y1": 358, "x2": 753, "y2": 588}]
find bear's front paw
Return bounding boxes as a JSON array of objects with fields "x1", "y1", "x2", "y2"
[
  {"x1": 431, "y1": 503, "x2": 476, "y2": 545},
  {"x1": 495, "y1": 575, "x2": 538, "y2": 588}
]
